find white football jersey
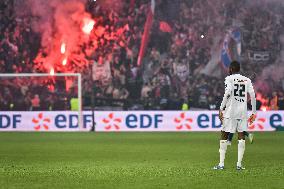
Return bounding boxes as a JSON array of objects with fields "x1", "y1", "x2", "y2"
[{"x1": 220, "y1": 74, "x2": 256, "y2": 119}]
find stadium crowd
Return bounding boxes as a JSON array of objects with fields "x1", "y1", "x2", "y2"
[{"x1": 0, "y1": 0, "x2": 284, "y2": 111}]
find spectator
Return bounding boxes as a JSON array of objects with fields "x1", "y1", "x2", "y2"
[
  {"x1": 270, "y1": 92, "x2": 278, "y2": 110},
  {"x1": 31, "y1": 94, "x2": 40, "y2": 111},
  {"x1": 278, "y1": 91, "x2": 284, "y2": 110},
  {"x1": 181, "y1": 99, "x2": 189, "y2": 111}
]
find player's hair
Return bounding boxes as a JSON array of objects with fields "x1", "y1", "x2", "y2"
[{"x1": 229, "y1": 60, "x2": 240, "y2": 73}]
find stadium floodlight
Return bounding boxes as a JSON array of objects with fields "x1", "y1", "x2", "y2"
[{"x1": 0, "y1": 73, "x2": 83, "y2": 130}]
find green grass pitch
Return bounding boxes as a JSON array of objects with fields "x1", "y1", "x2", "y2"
[{"x1": 0, "y1": 132, "x2": 283, "y2": 189}]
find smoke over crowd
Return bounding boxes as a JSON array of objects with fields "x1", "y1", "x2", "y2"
[
  {"x1": 0, "y1": 0, "x2": 283, "y2": 111},
  {"x1": 14, "y1": 0, "x2": 95, "y2": 73}
]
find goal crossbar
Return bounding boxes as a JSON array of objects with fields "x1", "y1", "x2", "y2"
[{"x1": 0, "y1": 73, "x2": 80, "y2": 77}]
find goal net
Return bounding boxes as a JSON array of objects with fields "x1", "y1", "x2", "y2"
[{"x1": 0, "y1": 73, "x2": 84, "y2": 131}]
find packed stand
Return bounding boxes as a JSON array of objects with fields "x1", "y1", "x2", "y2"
[{"x1": 0, "y1": 0, "x2": 283, "y2": 110}]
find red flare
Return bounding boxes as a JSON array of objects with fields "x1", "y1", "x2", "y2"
[
  {"x1": 60, "y1": 43, "x2": 66, "y2": 54},
  {"x1": 82, "y1": 18, "x2": 95, "y2": 35},
  {"x1": 62, "y1": 57, "x2": 67, "y2": 66},
  {"x1": 50, "y1": 68, "x2": 55, "y2": 75}
]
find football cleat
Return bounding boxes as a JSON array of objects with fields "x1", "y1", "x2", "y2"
[
  {"x1": 213, "y1": 165, "x2": 224, "y2": 170},
  {"x1": 236, "y1": 166, "x2": 245, "y2": 170},
  {"x1": 248, "y1": 133, "x2": 254, "y2": 144}
]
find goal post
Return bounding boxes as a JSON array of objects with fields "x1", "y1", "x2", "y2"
[{"x1": 0, "y1": 73, "x2": 83, "y2": 130}]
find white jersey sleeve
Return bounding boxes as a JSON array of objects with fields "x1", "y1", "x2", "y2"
[
  {"x1": 220, "y1": 77, "x2": 232, "y2": 111},
  {"x1": 247, "y1": 79, "x2": 256, "y2": 115}
]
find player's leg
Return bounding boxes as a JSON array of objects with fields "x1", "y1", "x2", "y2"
[
  {"x1": 228, "y1": 129, "x2": 253, "y2": 144},
  {"x1": 229, "y1": 131, "x2": 253, "y2": 144},
  {"x1": 227, "y1": 132, "x2": 234, "y2": 143},
  {"x1": 220, "y1": 131, "x2": 229, "y2": 166},
  {"x1": 237, "y1": 132, "x2": 245, "y2": 170},
  {"x1": 213, "y1": 131, "x2": 229, "y2": 170},
  {"x1": 244, "y1": 131, "x2": 254, "y2": 144},
  {"x1": 226, "y1": 119, "x2": 237, "y2": 146},
  {"x1": 237, "y1": 120, "x2": 246, "y2": 170},
  {"x1": 221, "y1": 130, "x2": 229, "y2": 140}
]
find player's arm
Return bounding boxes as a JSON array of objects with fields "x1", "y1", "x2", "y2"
[
  {"x1": 219, "y1": 78, "x2": 232, "y2": 123},
  {"x1": 248, "y1": 79, "x2": 256, "y2": 124}
]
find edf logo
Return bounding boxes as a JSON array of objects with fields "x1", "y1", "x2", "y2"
[
  {"x1": 126, "y1": 114, "x2": 163, "y2": 129},
  {"x1": 0, "y1": 114, "x2": 21, "y2": 129},
  {"x1": 100, "y1": 113, "x2": 163, "y2": 131},
  {"x1": 197, "y1": 114, "x2": 222, "y2": 128},
  {"x1": 55, "y1": 114, "x2": 93, "y2": 128}
]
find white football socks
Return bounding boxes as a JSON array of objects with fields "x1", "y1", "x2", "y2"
[
  {"x1": 237, "y1": 139, "x2": 246, "y2": 167},
  {"x1": 219, "y1": 140, "x2": 228, "y2": 167}
]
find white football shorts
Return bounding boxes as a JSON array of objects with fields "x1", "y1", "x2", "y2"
[{"x1": 222, "y1": 118, "x2": 248, "y2": 133}]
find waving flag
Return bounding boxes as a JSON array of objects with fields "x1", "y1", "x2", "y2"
[
  {"x1": 221, "y1": 29, "x2": 242, "y2": 68},
  {"x1": 137, "y1": 0, "x2": 155, "y2": 66},
  {"x1": 221, "y1": 33, "x2": 232, "y2": 68},
  {"x1": 231, "y1": 29, "x2": 242, "y2": 56},
  {"x1": 159, "y1": 21, "x2": 172, "y2": 33}
]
